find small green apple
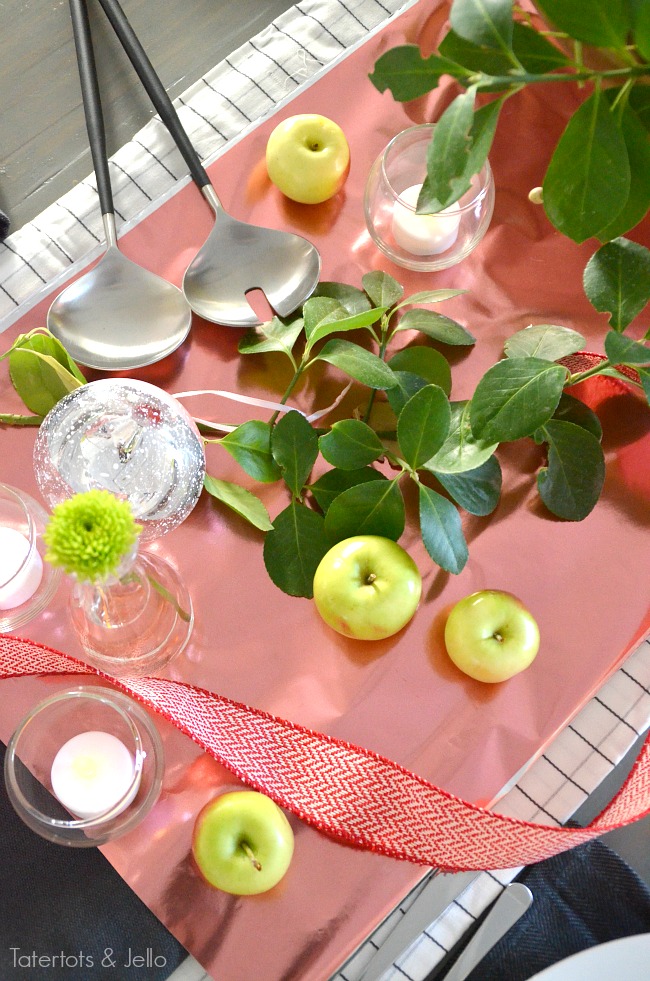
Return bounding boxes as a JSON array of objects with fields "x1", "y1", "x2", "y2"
[
  {"x1": 313, "y1": 535, "x2": 422, "y2": 640},
  {"x1": 266, "y1": 113, "x2": 350, "y2": 204},
  {"x1": 444, "y1": 590, "x2": 540, "y2": 683},
  {"x1": 192, "y1": 791, "x2": 294, "y2": 895}
]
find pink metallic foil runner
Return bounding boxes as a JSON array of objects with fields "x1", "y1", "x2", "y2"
[{"x1": 1, "y1": 1, "x2": 650, "y2": 978}]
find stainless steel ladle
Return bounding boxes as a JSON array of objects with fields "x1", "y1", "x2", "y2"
[
  {"x1": 96, "y1": 0, "x2": 321, "y2": 328},
  {"x1": 48, "y1": 0, "x2": 192, "y2": 371}
]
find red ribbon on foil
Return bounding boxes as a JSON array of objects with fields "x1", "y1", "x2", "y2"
[{"x1": 2, "y1": 635, "x2": 649, "y2": 872}]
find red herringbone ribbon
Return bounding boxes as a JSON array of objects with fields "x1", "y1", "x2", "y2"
[{"x1": 2, "y1": 635, "x2": 649, "y2": 871}]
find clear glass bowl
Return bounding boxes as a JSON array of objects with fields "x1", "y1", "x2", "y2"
[
  {"x1": 33, "y1": 378, "x2": 206, "y2": 542},
  {"x1": 364, "y1": 123, "x2": 495, "y2": 271},
  {"x1": 4, "y1": 686, "x2": 164, "y2": 846},
  {"x1": 0, "y1": 483, "x2": 61, "y2": 632}
]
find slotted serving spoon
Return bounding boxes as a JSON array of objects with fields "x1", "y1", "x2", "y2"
[
  {"x1": 96, "y1": 0, "x2": 321, "y2": 327},
  {"x1": 48, "y1": 0, "x2": 192, "y2": 371}
]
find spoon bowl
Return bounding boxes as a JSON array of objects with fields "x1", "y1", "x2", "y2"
[{"x1": 49, "y1": 219, "x2": 191, "y2": 371}]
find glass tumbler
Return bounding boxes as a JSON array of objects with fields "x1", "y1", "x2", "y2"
[
  {"x1": 0, "y1": 483, "x2": 60, "y2": 632},
  {"x1": 4, "y1": 686, "x2": 164, "y2": 846},
  {"x1": 364, "y1": 123, "x2": 495, "y2": 272}
]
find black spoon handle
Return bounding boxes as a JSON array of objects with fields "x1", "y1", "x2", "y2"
[
  {"x1": 95, "y1": 0, "x2": 211, "y2": 190},
  {"x1": 69, "y1": 0, "x2": 114, "y2": 216}
]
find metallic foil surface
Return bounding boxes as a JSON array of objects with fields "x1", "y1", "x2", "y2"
[{"x1": 0, "y1": 1, "x2": 648, "y2": 978}]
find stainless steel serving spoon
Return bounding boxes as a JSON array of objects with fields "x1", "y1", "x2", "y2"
[
  {"x1": 96, "y1": 0, "x2": 321, "y2": 328},
  {"x1": 48, "y1": 0, "x2": 192, "y2": 371}
]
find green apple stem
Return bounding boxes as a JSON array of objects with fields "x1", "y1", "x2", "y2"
[{"x1": 240, "y1": 841, "x2": 262, "y2": 871}]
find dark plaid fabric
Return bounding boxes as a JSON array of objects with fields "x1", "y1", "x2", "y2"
[{"x1": 428, "y1": 838, "x2": 650, "y2": 981}]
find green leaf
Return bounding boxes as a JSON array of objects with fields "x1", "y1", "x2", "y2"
[
  {"x1": 263, "y1": 501, "x2": 329, "y2": 598},
  {"x1": 504, "y1": 323, "x2": 586, "y2": 361},
  {"x1": 634, "y1": 0, "x2": 650, "y2": 60},
  {"x1": 369, "y1": 45, "x2": 469, "y2": 101},
  {"x1": 434, "y1": 455, "x2": 502, "y2": 516},
  {"x1": 388, "y1": 345, "x2": 452, "y2": 395},
  {"x1": 634, "y1": 365, "x2": 650, "y2": 403},
  {"x1": 535, "y1": 0, "x2": 632, "y2": 48},
  {"x1": 510, "y1": 21, "x2": 571, "y2": 73},
  {"x1": 319, "y1": 419, "x2": 385, "y2": 470},
  {"x1": 583, "y1": 237, "x2": 650, "y2": 330},
  {"x1": 438, "y1": 28, "x2": 515, "y2": 76},
  {"x1": 450, "y1": 0, "x2": 514, "y2": 52},
  {"x1": 536, "y1": 420, "x2": 606, "y2": 521},
  {"x1": 303, "y1": 296, "x2": 348, "y2": 341},
  {"x1": 551, "y1": 392, "x2": 602, "y2": 441},
  {"x1": 628, "y1": 85, "x2": 650, "y2": 132},
  {"x1": 423, "y1": 400, "x2": 498, "y2": 473},
  {"x1": 0, "y1": 412, "x2": 43, "y2": 426},
  {"x1": 421, "y1": 86, "x2": 477, "y2": 210},
  {"x1": 238, "y1": 316, "x2": 303, "y2": 358},
  {"x1": 304, "y1": 298, "x2": 386, "y2": 350},
  {"x1": 315, "y1": 339, "x2": 397, "y2": 390},
  {"x1": 418, "y1": 483, "x2": 468, "y2": 574},
  {"x1": 8, "y1": 333, "x2": 85, "y2": 416},
  {"x1": 397, "y1": 385, "x2": 451, "y2": 469},
  {"x1": 395, "y1": 309, "x2": 476, "y2": 345},
  {"x1": 470, "y1": 357, "x2": 567, "y2": 441},
  {"x1": 543, "y1": 90, "x2": 631, "y2": 243},
  {"x1": 395, "y1": 289, "x2": 467, "y2": 308},
  {"x1": 324, "y1": 478, "x2": 405, "y2": 542},
  {"x1": 220, "y1": 420, "x2": 281, "y2": 483},
  {"x1": 604, "y1": 330, "x2": 650, "y2": 367},
  {"x1": 271, "y1": 410, "x2": 319, "y2": 496},
  {"x1": 203, "y1": 475, "x2": 273, "y2": 531},
  {"x1": 596, "y1": 99, "x2": 650, "y2": 242},
  {"x1": 362, "y1": 270, "x2": 404, "y2": 309},
  {"x1": 309, "y1": 467, "x2": 386, "y2": 514},
  {"x1": 386, "y1": 371, "x2": 431, "y2": 416},
  {"x1": 312, "y1": 282, "x2": 372, "y2": 315}
]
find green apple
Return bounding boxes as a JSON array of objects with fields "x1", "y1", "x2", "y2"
[
  {"x1": 266, "y1": 113, "x2": 350, "y2": 204},
  {"x1": 313, "y1": 536, "x2": 422, "y2": 640},
  {"x1": 191, "y1": 791, "x2": 294, "y2": 895},
  {"x1": 444, "y1": 590, "x2": 540, "y2": 683}
]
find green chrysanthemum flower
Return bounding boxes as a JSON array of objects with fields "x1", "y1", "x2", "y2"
[{"x1": 44, "y1": 490, "x2": 142, "y2": 582}]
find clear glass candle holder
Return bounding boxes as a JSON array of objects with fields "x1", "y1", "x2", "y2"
[
  {"x1": 33, "y1": 378, "x2": 206, "y2": 542},
  {"x1": 364, "y1": 123, "x2": 495, "y2": 271},
  {"x1": 0, "y1": 483, "x2": 61, "y2": 633},
  {"x1": 4, "y1": 686, "x2": 164, "y2": 846}
]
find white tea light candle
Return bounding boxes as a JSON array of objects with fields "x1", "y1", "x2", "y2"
[
  {"x1": 51, "y1": 730, "x2": 138, "y2": 819},
  {"x1": 392, "y1": 184, "x2": 461, "y2": 256},
  {"x1": 0, "y1": 527, "x2": 43, "y2": 610}
]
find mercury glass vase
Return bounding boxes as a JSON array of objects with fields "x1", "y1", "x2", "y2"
[
  {"x1": 69, "y1": 544, "x2": 193, "y2": 677},
  {"x1": 33, "y1": 378, "x2": 206, "y2": 542}
]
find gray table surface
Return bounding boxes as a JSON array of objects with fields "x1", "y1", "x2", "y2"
[{"x1": 0, "y1": 0, "x2": 295, "y2": 231}]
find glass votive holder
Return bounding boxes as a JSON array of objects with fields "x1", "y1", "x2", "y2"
[
  {"x1": 0, "y1": 483, "x2": 61, "y2": 633},
  {"x1": 33, "y1": 378, "x2": 206, "y2": 542},
  {"x1": 4, "y1": 686, "x2": 164, "y2": 846},
  {"x1": 364, "y1": 123, "x2": 495, "y2": 271}
]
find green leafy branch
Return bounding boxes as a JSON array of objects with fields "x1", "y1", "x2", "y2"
[
  {"x1": 198, "y1": 254, "x2": 649, "y2": 598},
  {"x1": 369, "y1": 0, "x2": 650, "y2": 244},
  {"x1": 2, "y1": 249, "x2": 649, "y2": 602}
]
